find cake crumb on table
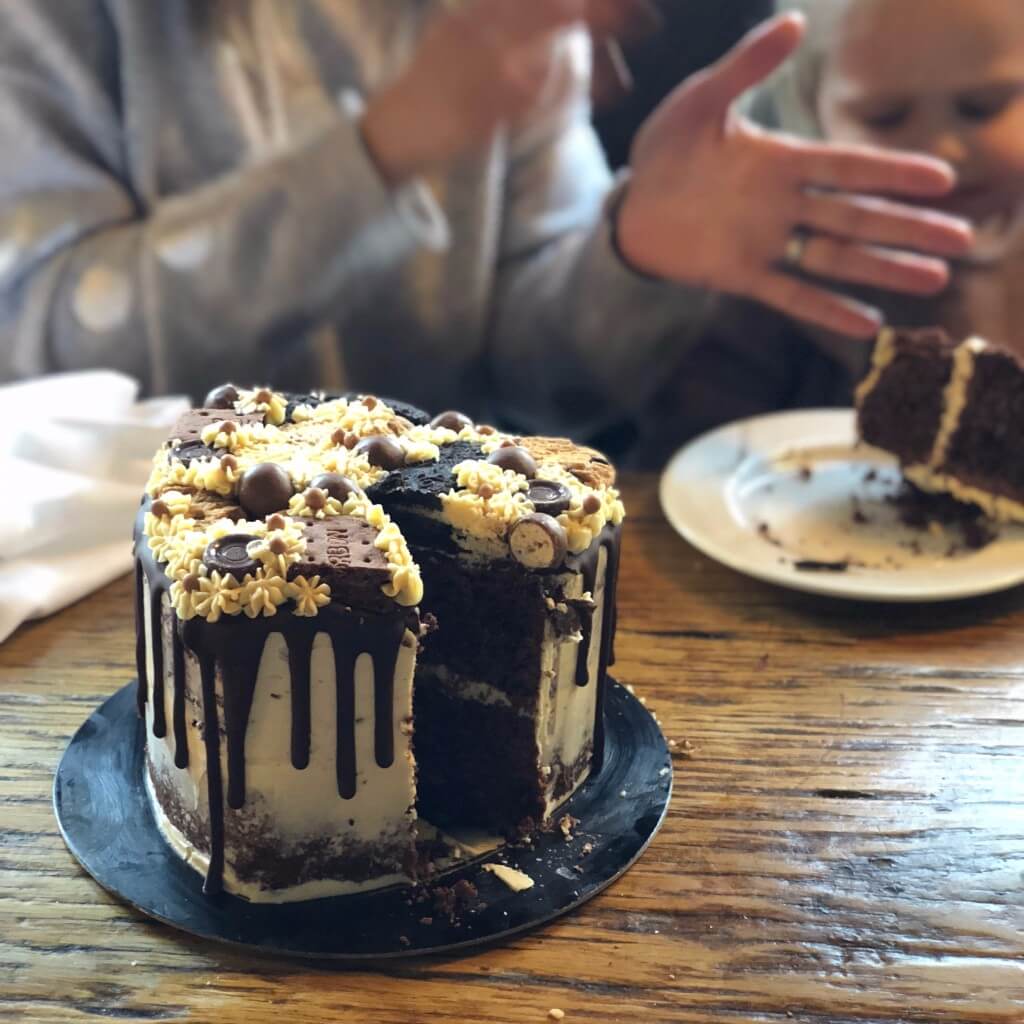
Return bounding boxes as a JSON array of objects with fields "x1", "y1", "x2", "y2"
[
  {"x1": 669, "y1": 738, "x2": 695, "y2": 759},
  {"x1": 548, "y1": 1010, "x2": 565, "y2": 1021}
]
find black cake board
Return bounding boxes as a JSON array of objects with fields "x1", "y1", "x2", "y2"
[{"x1": 53, "y1": 680, "x2": 672, "y2": 961}]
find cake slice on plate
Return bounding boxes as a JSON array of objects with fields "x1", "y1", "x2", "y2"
[{"x1": 856, "y1": 327, "x2": 1024, "y2": 524}]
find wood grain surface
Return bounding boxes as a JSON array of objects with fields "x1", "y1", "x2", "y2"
[{"x1": 1, "y1": 474, "x2": 1022, "y2": 1024}]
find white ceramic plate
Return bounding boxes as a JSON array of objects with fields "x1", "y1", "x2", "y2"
[{"x1": 659, "y1": 409, "x2": 1024, "y2": 603}]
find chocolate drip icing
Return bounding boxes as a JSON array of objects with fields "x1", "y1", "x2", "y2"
[
  {"x1": 287, "y1": 633, "x2": 314, "y2": 770},
  {"x1": 149, "y1": 589, "x2": 168, "y2": 739},
  {"x1": 333, "y1": 640, "x2": 358, "y2": 799},
  {"x1": 171, "y1": 632, "x2": 189, "y2": 769},
  {"x1": 134, "y1": 563, "x2": 148, "y2": 718},
  {"x1": 570, "y1": 527, "x2": 621, "y2": 687},
  {"x1": 195, "y1": 649, "x2": 225, "y2": 896},
  {"x1": 135, "y1": 504, "x2": 414, "y2": 896},
  {"x1": 372, "y1": 632, "x2": 402, "y2": 770},
  {"x1": 220, "y1": 633, "x2": 268, "y2": 810},
  {"x1": 566, "y1": 524, "x2": 622, "y2": 768}
]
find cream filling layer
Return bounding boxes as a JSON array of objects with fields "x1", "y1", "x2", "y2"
[
  {"x1": 928, "y1": 336, "x2": 987, "y2": 468},
  {"x1": 853, "y1": 326, "x2": 897, "y2": 409},
  {"x1": 904, "y1": 465, "x2": 1024, "y2": 525}
]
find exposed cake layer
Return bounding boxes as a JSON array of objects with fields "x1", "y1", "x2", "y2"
[
  {"x1": 856, "y1": 330, "x2": 1024, "y2": 523},
  {"x1": 413, "y1": 538, "x2": 613, "y2": 828},
  {"x1": 855, "y1": 327, "x2": 956, "y2": 465},
  {"x1": 941, "y1": 345, "x2": 1024, "y2": 508}
]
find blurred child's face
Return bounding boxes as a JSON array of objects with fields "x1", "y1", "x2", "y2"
[{"x1": 819, "y1": 0, "x2": 1024, "y2": 229}]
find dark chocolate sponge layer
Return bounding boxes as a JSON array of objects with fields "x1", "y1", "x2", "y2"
[
  {"x1": 858, "y1": 328, "x2": 956, "y2": 466},
  {"x1": 944, "y1": 348, "x2": 1024, "y2": 501},
  {"x1": 368, "y1": 441, "x2": 486, "y2": 510}
]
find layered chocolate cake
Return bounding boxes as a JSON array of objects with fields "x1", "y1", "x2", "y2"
[
  {"x1": 856, "y1": 328, "x2": 1024, "y2": 523},
  {"x1": 137, "y1": 387, "x2": 624, "y2": 902}
]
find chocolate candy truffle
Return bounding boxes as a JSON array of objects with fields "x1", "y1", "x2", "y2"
[{"x1": 239, "y1": 463, "x2": 294, "y2": 518}]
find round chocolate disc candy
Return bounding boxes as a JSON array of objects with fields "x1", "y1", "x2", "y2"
[
  {"x1": 430, "y1": 410, "x2": 473, "y2": 432},
  {"x1": 355, "y1": 435, "x2": 406, "y2": 471},
  {"x1": 487, "y1": 445, "x2": 537, "y2": 479},
  {"x1": 238, "y1": 463, "x2": 294, "y2": 518},
  {"x1": 309, "y1": 473, "x2": 358, "y2": 503},
  {"x1": 203, "y1": 384, "x2": 239, "y2": 410},
  {"x1": 203, "y1": 533, "x2": 260, "y2": 580},
  {"x1": 508, "y1": 513, "x2": 568, "y2": 570},
  {"x1": 170, "y1": 441, "x2": 218, "y2": 466},
  {"x1": 525, "y1": 479, "x2": 572, "y2": 516}
]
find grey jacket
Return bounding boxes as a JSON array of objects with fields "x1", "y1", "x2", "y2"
[{"x1": 0, "y1": 0, "x2": 719, "y2": 442}]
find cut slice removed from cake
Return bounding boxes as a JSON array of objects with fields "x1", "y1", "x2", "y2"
[{"x1": 856, "y1": 328, "x2": 1024, "y2": 524}]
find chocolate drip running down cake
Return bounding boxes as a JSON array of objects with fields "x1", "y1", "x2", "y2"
[
  {"x1": 856, "y1": 327, "x2": 1024, "y2": 523},
  {"x1": 136, "y1": 387, "x2": 624, "y2": 902}
]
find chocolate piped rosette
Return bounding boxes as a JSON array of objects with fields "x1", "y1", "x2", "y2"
[{"x1": 137, "y1": 387, "x2": 625, "y2": 902}]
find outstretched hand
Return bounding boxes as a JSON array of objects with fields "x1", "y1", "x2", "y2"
[{"x1": 617, "y1": 14, "x2": 975, "y2": 338}]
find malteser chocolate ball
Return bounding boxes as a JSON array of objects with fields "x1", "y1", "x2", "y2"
[
  {"x1": 310, "y1": 473, "x2": 358, "y2": 503},
  {"x1": 204, "y1": 534, "x2": 260, "y2": 580},
  {"x1": 525, "y1": 480, "x2": 572, "y2": 516},
  {"x1": 430, "y1": 410, "x2": 473, "y2": 432},
  {"x1": 509, "y1": 513, "x2": 568, "y2": 570},
  {"x1": 203, "y1": 384, "x2": 239, "y2": 410},
  {"x1": 239, "y1": 463, "x2": 294, "y2": 518},
  {"x1": 487, "y1": 446, "x2": 537, "y2": 479},
  {"x1": 582, "y1": 494, "x2": 602, "y2": 516},
  {"x1": 356, "y1": 435, "x2": 406, "y2": 470}
]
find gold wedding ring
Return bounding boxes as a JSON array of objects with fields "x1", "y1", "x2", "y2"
[{"x1": 784, "y1": 228, "x2": 811, "y2": 270}]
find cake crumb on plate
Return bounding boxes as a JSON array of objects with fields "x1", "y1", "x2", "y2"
[
  {"x1": 483, "y1": 863, "x2": 534, "y2": 892},
  {"x1": 558, "y1": 815, "x2": 579, "y2": 841}
]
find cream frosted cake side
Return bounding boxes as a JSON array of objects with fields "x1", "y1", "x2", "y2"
[{"x1": 136, "y1": 388, "x2": 625, "y2": 902}]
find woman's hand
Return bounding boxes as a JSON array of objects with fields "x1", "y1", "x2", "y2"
[
  {"x1": 362, "y1": 0, "x2": 584, "y2": 186},
  {"x1": 362, "y1": 0, "x2": 657, "y2": 184},
  {"x1": 617, "y1": 14, "x2": 975, "y2": 338}
]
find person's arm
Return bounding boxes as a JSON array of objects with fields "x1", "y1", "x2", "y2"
[
  {"x1": 0, "y1": 1, "x2": 446, "y2": 394},
  {"x1": 483, "y1": 13, "x2": 975, "y2": 437},
  {"x1": 487, "y1": 31, "x2": 715, "y2": 437}
]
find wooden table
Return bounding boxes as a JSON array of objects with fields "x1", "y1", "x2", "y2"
[{"x1": 2, "y1": 474, "x2": 1023, "y2": 1024}]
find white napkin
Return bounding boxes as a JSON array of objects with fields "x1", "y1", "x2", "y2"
[{"x1": 0, "y1": 372, "x2": 189, "y2": 643}]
